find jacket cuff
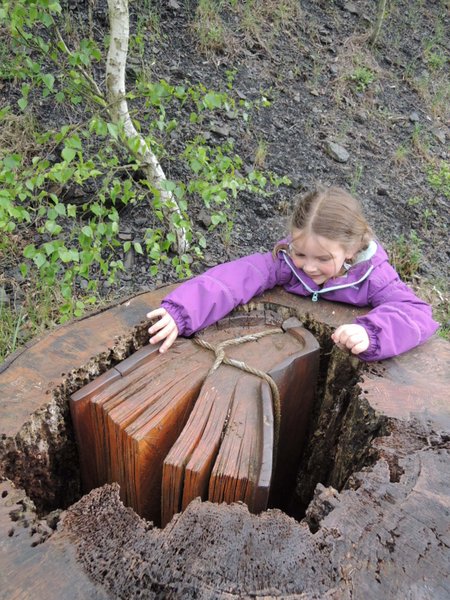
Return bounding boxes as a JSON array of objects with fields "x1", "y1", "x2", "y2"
[
  {"x1": 355, "y1": 320, "x2": 381, "y2": 362},
  {"x1": 161, "y1": 301, "x2": 188, "y2": 336}
]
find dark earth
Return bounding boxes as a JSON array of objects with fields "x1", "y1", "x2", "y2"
[{"x1": 1, "y1": 0, "x2": 449, "y2": 343}]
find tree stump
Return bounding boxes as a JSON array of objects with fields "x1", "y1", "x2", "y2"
[
  {"x1": 70, "y1": 314, "x2": 319, "y2": 525},
  {"x1": 1, "y1": 288, "x2": 449, "y2": 599}
]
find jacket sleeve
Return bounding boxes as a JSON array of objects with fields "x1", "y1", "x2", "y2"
[
  {"x1": 161, "y1": 252, "x2": 290, "y2": 336},
  {"x1": 355, "y1": 263, "x2": 439, "y2": 361}
]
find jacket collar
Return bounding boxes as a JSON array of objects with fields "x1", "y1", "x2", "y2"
[{"x1": 280, "y1": 240, "x2": 386, "y2": 299}]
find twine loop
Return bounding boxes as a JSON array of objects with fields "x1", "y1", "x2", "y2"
[{"x1": 194, "y1": 328, "x2": 282, "y2": 465}]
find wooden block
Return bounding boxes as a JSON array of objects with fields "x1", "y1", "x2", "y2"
[
  {"x1": 71, "y1": 314, "x2": 319, "y2": 527},
  {"x1": 123, "y1": 362, "x2": 208, "y2": 522},
  {"x1": 268, "y1": 327, "x2": 319, "y2": 510},
  {"x1": 71, "y1": 339, "x2": 195, "y2": 492},
  {"x1": 162, "y1": 364, "x2": 241, "y2": 527},
  {"x1": 208, "y1": 372, "x2": 271, "y2": 511},
  {"x1": 69, "y1": 367, "x2": 121, "y2": 491},
  {"x1": 114, "y1": 343, "x2": 161, "y2": 376},
  {"x1": 162, "y1": 322, "x2": 319, "y2": 525}
]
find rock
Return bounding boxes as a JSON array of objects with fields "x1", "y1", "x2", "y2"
[
  {"x1": 409, "y1": 111, "x2": 420, "y2": 123},
  {"x1": 329, "y1": 64, "x2": 338, "y2": 75},
  {"x1": 343, "y1": 2, "x2": 359, "y2": 14},
  {"x1": 197, "y1": 209, "x2": 212, "y2": 228},
  {"x1": 209, "y1": 122, "x2": 230, "y2": 137},
  {"x1": 225, "y1": 110, "x2": 238, "y2": 120},
  {"x1": 123, "y1": 248, "x2": 135, "y2": 271},
  {"x1": 325, "y1": 140, "x2": 350, "y2": 163},
  {"x1": 118, "y1": 231, "x2": 133, "y2": 241},
  {"x1": 432, "y1": 128, "x2": 446, "y2": 145},
  {"x1": 0, "y1": 286, "x2": 9, "y2": 307},
  {"x1": 203, "y1": 253, "x2": 216, "y2": 267},
  {"x1": 377, "y1": 186, "x2": 389, "y2": 196},
  {"x1": 354, "y1": 110, "x2": 368, "y2": 124}
]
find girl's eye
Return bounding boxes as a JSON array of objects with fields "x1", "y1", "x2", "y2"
[{"x1": 319, "y1": 257, "x2": 332, "y2": 263}]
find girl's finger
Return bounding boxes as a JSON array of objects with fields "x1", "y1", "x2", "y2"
[
  {"x1": 159, "y1": 329, "x2": 178, "y2": 353},
  {"x1": 345, "y1": 334, "x2": 361, "y2": 349},
  {"x1": 149, "y1": 321, "x2": 173, "y2": 343},
  {"x1": 146, "y1": 307, "x2": 167, "y2": 320},
  {"x1": 148, "y1": 313, "x2": 171, "y2": 335},
  {"x1": 351, "y1": 340, "x2": 367, "y2": 354},
  {"x1": 354, "y1": 334, "x2": 370, "y2": 353}
]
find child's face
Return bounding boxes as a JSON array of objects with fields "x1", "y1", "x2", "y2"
[{"x1": 288, "y1": 229, "x2": 352, "y2": 285}]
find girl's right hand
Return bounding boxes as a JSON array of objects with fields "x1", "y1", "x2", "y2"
[
  {"x1": 331, "y1": 323, "x2": 370, "y2": 355},
  {"x1": 147, "y1": 308, "x2": 179, "y2": 353}
]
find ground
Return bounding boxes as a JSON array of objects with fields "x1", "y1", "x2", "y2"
[
  {"x1": 122, "y1": 0, "x2": 450, "y2": 281},
  {"x1": 0, "y1": 0, "x2": 449, "y2": 355}
]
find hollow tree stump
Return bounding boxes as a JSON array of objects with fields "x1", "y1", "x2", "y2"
[
  {"x1": 1, "y1": 288, "x2": 449, "y2": 599},
  {"x1": 70, "y1": 314, "x2": 319, "y2": 525}
]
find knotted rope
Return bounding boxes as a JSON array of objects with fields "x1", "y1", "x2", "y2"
[{"x1": 194, "y1": 328, "x2": 282, "y2": 466}]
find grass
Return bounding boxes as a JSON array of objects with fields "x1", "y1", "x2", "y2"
[
  {"x1": 191, "y1": 0, "x2": 301, "y2": 56},
  {"x1": 387, "y1": 232, "x2": 449, "y2": 341},
  {"x1": 417, "y1": 280, "x2": 450, "y2": 342},
  {"x1": 0, "y1": 269, "x2": 116, "y2": 363},
  {"x1": 350, "y1": 66, "x2": 376, "y2": 92},
  {"x1": 392, "y1": 144, "x2": 409, "y2": 166},
  {"x1": 0, "y1": 111, "x2": 43, "y2": 161},
  {"x1": 388, "y1": 230, "x2": 423, "y2": 283},
  {"x1": 0, "y1": 276, "x2": 60, "y2": 363},
  {"x1": 398, "y1": 5, "x2": 449, "y2": 121},
  {"x1": 349, "y1": 163, "x2": 364, "y2": 194},
  {"x1": 191, "y1": 0, "x2": 229, "y2": 55},
  {"x1": 254, "y1": 139, "x2": 268, "y2": 168}
]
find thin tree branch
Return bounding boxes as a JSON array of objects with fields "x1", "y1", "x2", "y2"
[{"x1": 105, "y1": 0, "x2": 188, "y2": 253}]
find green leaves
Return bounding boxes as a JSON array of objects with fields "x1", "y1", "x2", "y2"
[
  {"x1": 2, "y1": 0, "x2": 290, "y2": 322},
  {"x1": 202, "y1": 91, "x2": 226, "y2": 110},
  {"x1": 61, "y1": 147, "x2": 76, "y2": 162},
  {"x1": 41, "y1": 72, "x2": 55, "y2": 97}
]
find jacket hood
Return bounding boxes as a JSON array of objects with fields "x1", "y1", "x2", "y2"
[{"x1": 353, "y1": 239, "x2": 387, "y2": 266}]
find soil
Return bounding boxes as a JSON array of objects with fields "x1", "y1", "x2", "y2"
[{"x1": 1, "y1": 0, "x2": 449, "y2": 322}]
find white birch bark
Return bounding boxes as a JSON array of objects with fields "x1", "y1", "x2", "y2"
[{"x1": 106, "y1": 0, "x2": 188, "y2": 253}]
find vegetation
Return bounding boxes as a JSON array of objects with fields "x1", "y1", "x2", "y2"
[{"x1": 0, "y1": 0, "x2": 288, "y2": 359}]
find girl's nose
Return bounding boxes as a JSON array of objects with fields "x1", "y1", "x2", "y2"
[{"x1": 303, "y1": 261, "x2": 316, "y2": 273}]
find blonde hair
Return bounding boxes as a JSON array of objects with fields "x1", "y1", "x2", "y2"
[{"x1": 275, "y1": 185, "x2": 373, "y2": 258}]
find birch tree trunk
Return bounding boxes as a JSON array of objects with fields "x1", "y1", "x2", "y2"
[{"x1": 106, "y1": 0, "x2": 188, "y2": 253}]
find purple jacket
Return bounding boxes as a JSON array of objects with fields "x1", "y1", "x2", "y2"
[{"x1": 161, "y1": 241, "x2": 439, "y2": 361}]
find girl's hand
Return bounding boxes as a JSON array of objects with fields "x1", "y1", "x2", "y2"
[
  {"x1": 147, "y1": 308, "x2": 179, "y2": 353},
  {"x1": 331, "y1": 324, "x2": 370, "y2": 355}
]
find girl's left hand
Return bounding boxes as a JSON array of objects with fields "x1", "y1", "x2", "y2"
[
  {"x1": 147, "y1": 307, "x2": 179, "y2": 353},
  {"x1": 331, "y1": 323, "x2": 370, "y2": 355}
]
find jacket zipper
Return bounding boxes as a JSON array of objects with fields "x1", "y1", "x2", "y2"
[{"x1": 281, "y1": 252, "x2": 375, "y2": 301}]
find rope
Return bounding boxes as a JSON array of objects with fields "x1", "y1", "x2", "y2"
[{"x1": 194, "y1": 328, "x2": 282, "y2": 467}]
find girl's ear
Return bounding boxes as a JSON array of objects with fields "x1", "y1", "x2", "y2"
[{"x1": 346, "y1": 243, "x2": 361, "y2": 260}]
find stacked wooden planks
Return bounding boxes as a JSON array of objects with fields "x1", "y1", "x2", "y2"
[{"x1": 70, "y1": 313, "x2": 319, "y2": 525}]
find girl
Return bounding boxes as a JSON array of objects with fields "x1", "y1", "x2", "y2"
[{"x1": 147, "y1": 186, "x2": 439, "y2": 361}]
